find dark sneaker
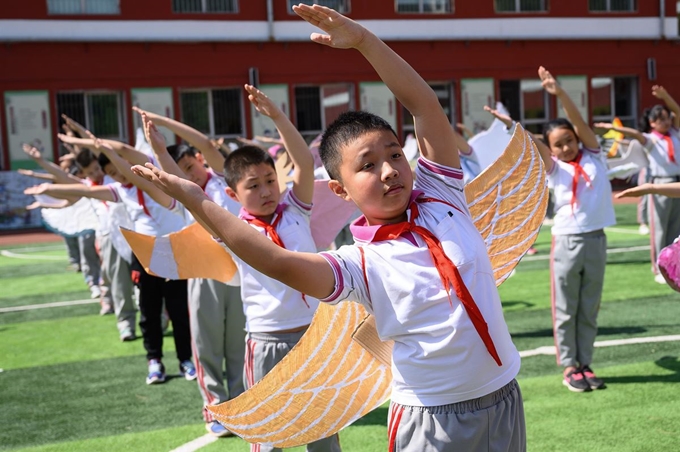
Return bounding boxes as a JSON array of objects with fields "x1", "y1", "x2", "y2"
[
  {"x1": 581, "y1": 366, "x2": 606, "y2": 390},
  {"x1": 179, "y1": 360, "x2": 197, "y2": 381},
  {"x1": 563, "y1": 369, "x2": 591, "y2": 392},
  {"x1": 146, "y1": 359, "x2": 166, "y2": 385}
]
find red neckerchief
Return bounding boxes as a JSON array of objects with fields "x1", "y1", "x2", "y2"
[
  {"x1": 127, "y1": 185, "x2": 151, "y2": 217},
  {"x1": 567, "y1": 152, "x2": 591, "y2": 212},
  {"x1": 369, "y1": 197, "x2": 502, "y2": 367},
  {"x1": 244, "y1": 206, "x2": 309, "y2": 308},
  {"x1": 200, "y1": 171, "x2": 213, "y2": 192},
  {"x1": 653, "y1": 130, "x2": 676, "y2": 163}
]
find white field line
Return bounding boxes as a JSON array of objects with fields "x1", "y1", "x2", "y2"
[
  {"x1": 519, "y1": 335, "x2": 680, "y2": 358},
  {"x1": 169, "y1": 434, "x2": 218, "y2": 452},
  {"x1": 605, "y1": 227, "x2": 647, "y2": 235},
  {"x1": 0, "y1": 250, "x2": 65, "y2": 261},
  {"x1": 1, "y1": 245, "x2": 64, "y2": 253},
  {"x1": 0, "y1": 299, "x2": 96, "y2": 313},
  {"x1": 522, "y1": 245, "x2": 649, "y2": 262}
]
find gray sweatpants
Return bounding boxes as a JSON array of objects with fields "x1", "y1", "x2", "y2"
[
  {"x1": 100, "y1": 234, "x2": 136, "y2": 335},
  {"x1": 245, "y1": 330, "x2": 342, "y2": 452},
  {"x1": 388, "y1": 380, "x2": 525, "y2": 452},
  {"x1": 648, "y1": 176, "x2": 680, "y2": 273},
  {"x1": 64, "y1": 236, "x2": 80, "y2": 267},
  {"x1": 551, "y1": 230, "x2": 607, "y2": 368},
  {"x1": 78, "y1": 231, "x2": 100, "y2": 288},
  {"x1": 188, "y1": 278, "x2": 247, "y2": 423}
]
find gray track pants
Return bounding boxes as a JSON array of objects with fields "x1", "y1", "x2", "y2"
[
  {"x1": 551, "y1": 230, "x2": 607, "y2": 368},
  {"x1": 648, "y1": 176, "x2": 680, "y2": 273},
  {"x1": 78, "y1": 231, "x2": 100, "y2": 288},
  {"x1": 100, "y1": 234, "x2": 136, "y2": 334}
]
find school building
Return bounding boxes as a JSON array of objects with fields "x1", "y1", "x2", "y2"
[{"x1": 1, "y1": 0, "x2": 679, "y2": 170}]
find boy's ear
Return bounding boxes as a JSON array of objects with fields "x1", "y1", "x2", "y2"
[
  {"x1": 225, "y1": 187, "x2": 240, "y2": 202},
  {"x1": 328, "y1": 179, "x2": 351, "y2": 201}
]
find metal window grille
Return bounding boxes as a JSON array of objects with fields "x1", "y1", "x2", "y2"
[
  {"x1": 173, "y1": 0, "x2": 238, "y2": 13},
  {"x1": 47, "y1": 0, "x2": 120, "y2": 14},
  {"x1": 56, "y1": 91, "x2": 126, "y2": 141},
  {"x1": 592, "y1": 76, "x2": 638, "y2": 128},
  {"x1": 288, "y1": 0, "x2": 350, "y2": 14},
  {"x1": 179, "y1": 88, "x2": 243, "y2": 138},
  {"x1": 589, "y1": 0, "x2": 636, "y2": 12},
  {"x1": 402, "y1": 83, "x2": 454, "y2": 137},
  {"x1": 496, "y1": 0, "x2": 546, "y2": 12},
  {"x1": 294, "y1": 84, "x2": 354, "y2": 140},
  {"x1": 396, "y1": 0, "x2": 452, "y2": 13}
]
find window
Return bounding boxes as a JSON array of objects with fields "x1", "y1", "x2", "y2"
[
  {"x1": 402, "y1": 83, "x2": 454, "y2": 140},
  {"x1": 294, "y1": 84, "x2": 354, "y2": 140},
  {"x1": 56, "y1": 91, "x2": 127, "y2": 142},
  {"x1": 288, "y1": 0, "x2": 350, "y2": 14},
  {"x1": 499, "y1": 79, "x2": 549, "y2": 134},
  {"x1": 173, "y1": 0, "x2": 238, "y2": 13},
  {"x1": 180, "y1": 88, "x2": 244, "y2": 138},
  {"x1": 589, "y1": 0, "x2": 636, "y2": 12},
  {"x1": 591, "y1": 76, "x2": 638, "y2": 128},
  {"x1": 47, "y1": 0, "x2": 120, "y2": 14},
  {"x1": 396, "y1": 0, "x2": 453, "y2": 14},
  {"x1": 495, "y1": 0, "x2": 547, "y2": 12}
]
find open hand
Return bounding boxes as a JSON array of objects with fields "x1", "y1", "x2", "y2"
[
  {"x1": 293, "y1": 3, "x2": 369, "y2": 50},
  {"x1": 593, "y1": 122, "x2": 614, "y2": 130},
  {"x1": 131, "y1": 162, "x2": 202, "y2": 203},
  {"x1": 141, "y1": 113, "x2": 167, "y2": 152},
  {"x1": 22, "y1": 143, "x2": 42, "y2": 160},
  {"x1": 24, "y1": 184, "x2": 49, "y2": 195},
  {"x1": 652, "y1": 85, "x2": 669, "y2": 100},
  {"x1": 483, "y1": 105, "x2": 513, "y2": 128},
  {"x1": 245, "y1": 84, "x2": 282, "y2": 119},
  {"x1": 616, "y1": 183, "x2": 654, "y2": 198},
  {"x1": 538, "y1": 66, "x2": 563, "y2": 96},
  {"x1": 17, "y1": 169, "x2": 35, "y2": 177}
]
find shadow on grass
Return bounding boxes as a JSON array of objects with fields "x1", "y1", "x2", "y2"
[
  {"x1": 502, "y1": 301, "x2": 535, "y2": 309},
  {"x1": 605, "y1": 356, "x2": 680, "y2": 384},
  {"x1": 352, "y1": 406, "x2": 388, "y2": 427},
  {"x1": 512, "y1": 326, "x2": 647, "y2": 339}
]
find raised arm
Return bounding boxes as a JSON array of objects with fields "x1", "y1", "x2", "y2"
[
  {"x1": 133, "y1": 106, "x2": 226, "y2": 173},
  {"x1": 141, "y1": 113, "x2": 188, "y2": 180},
  {"x1": 539, "y1": 66, "x2": 599, "y2": 150},
  {"x1": 95, "y1": 139, "x2": 175, "y2": 209},
  {"x1": 22, "y1": 144, "x2": 81, "y2": 184},
  {"x1": 652, "y1": 85, "x2": 680, "y2": 129},
  {"x1": 17, "y1": 169, "x2": 56, "y2": 182},
  {"x1": 616, "y1": 182, "x2": 680, "y2": 199},
  {"x1": 132, "y1": 163, "x2": 335, "y2": 299},
  {"x1": 294, "y1": 4, "x2": 458, "y2": 169},
  {"x1": 593, "y1": 122, "x2": 646, "y2": 144},
  {"x1": 245, "y1": 84, "x2": 315, "y2": 204},
  {"x1": 24, "y1": 182, "x2": 115, "y2": 202}
]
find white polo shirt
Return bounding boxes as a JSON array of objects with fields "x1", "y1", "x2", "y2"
[
  {"x1": 109, "y1": 183, "x2": 187, "y2": 236},
  {"x1": 643, "y1": 129, "x2": 680, "y2": 178},
  {"x1": 319, "y1": 157, "x2": 520, "y2": 407},
  {"x1": 84, "y1": 176, "x2": 115, "y2": 237},
  {"x1": 202, "y1": 169, "x2": 240, "y2": 215},
  {"x1": 227, "y1": 189, "x2": 319, "y2": 333},
  {"x1": 547, "y1": 147, "x2": 616, "y2": 235}
]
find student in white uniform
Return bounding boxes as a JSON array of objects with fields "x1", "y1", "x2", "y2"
[{"x1": 132, "y1": 7, "x2": 523, "y2": 451}]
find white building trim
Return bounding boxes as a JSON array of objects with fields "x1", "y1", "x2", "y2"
[{"x1": 0, "y1": 17, "x2": 677, "y2": 42}]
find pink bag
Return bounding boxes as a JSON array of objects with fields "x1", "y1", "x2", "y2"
[{"x1": 658, "y1": 240, "x2": 680, "y2": 292}]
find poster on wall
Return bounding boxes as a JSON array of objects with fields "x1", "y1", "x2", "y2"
[
  {"x1": 557, "y1": 76, "x2": 588, "y2": 123},
  {"x1": 131, "y1": 88, "x2": 176, "y2": 146},
  {"x1": 360, "y1": 82, "x2": 397, "y2": 131},
  {"x1": 250, "y1": 84, "x2": 289, "y2": 139},
  {"x1": 460, "y1": 78, "x2": 495, "y2": 135},
  {"x1": 4, "y1": 91, "x2": 53, "y2": 170},
  {"x1": 0, "y1": 171, "x2": 44, "y2": 230}
]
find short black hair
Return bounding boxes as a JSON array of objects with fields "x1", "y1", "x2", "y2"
[
  {"x1": 223, "y1": 145, "x2": 275, "y2": 190},
  {"x1": 75, "y1": 149, "x2": 98, "y2": 170},
  {"x1": 167, "y1": 144, "x2": 198, "y2": 163},
  {"x1": 542, "y1": 118, "x2": 578, "y2": 147},
  {"x1": 319, "y1": 110, "x2": 397, "y2": 180},
  {"x1": 97, "y1": 153, "x2": 112, "y2": 171}
]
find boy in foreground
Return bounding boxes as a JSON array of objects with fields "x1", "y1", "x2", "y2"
[{"x1": 134, "y1": 4, "x2": 524, "y2": 451}]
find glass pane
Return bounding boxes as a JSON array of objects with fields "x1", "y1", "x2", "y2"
[
  {"x1": 295, "y1": 86, "x2": 322, "y2": 132},
  {"x1": 180, "y1": 91, "x2": 211, "y2": 134},
  {"x1": 397, "y1": 0, "x2": 420, "y2": 12},
  {"x1": 431, "y1": 83, "x2": 452, "y2": 121},
  {"x1": 519, "y1": 0, "x2": 545, "y2": 12},
  {"x1": 87, "y1": 93, "x2": 120, "y2": 138},
  {"x1": 207, "y1": 0, "x2": 237, "y2": 12},
  {"x1": 322, "y1": 84, "x2": 352, "y2": 129},
  {"x1": 521, "y1": 80, "x2": 546, "y2": 120},
  {"x1": 591, "y1": 77, "x2": 613, "y2": 118},
  {"x1": 85, "y1": 0, "x2": 119, "y2": 14},
  {"x1": 423, "y1": 0, "x2": 452, "y2": 13},
  {"x1": 47, "y1": 0, "x2": 83, "y2": 14},
  {"x1": 614, "y1": 77, "x2": 636, "y2": 117},
  {"x1": 212, "y1": 89, "x2": 242, "y2": 135},
  {"x1": 589, "y1": 0, "x2": 607, "y2": 10},
  {"x1": 293, "y1": 0, "x2": 349, "y2": 13},
  {"x1": 610, "y1": 0, "x2": 635, "y2": 11},
  {"x1": 56, "y1": 92, "x2": 87, "y2": 156},
  {"x1": 495, "y1": 0, "x2": 517, "y2": 12},
  {"x1": 173, "y1": 0, "x2": 203, "y2": 13}
]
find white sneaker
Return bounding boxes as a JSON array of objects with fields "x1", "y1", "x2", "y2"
[
  {"x1": 90, "y1": 285, "x2": 102, "y2": 299},
  {"x1": 655, "y1": 274, "x2": 667, "y2": 284},
  {"x1": 638, "y1": 224, "x2": 650, "y2": 235}
]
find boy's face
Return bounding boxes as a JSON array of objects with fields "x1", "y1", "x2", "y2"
[
  {"x1": 548, "y1": 127, "x2": 579, "y2": 163},
  {"x1": 103, "y1": 163, "x2": 129, "y2": 185},
  {"x1": 83, "y1": 161, "x2": 105, "y2": 185},
  {"x1": 329, "y1": 129, "x2": 412, "y2": 225},
  {"x1": 650, "y1": 110, "x2": 672, "y2": 134},
  {"x1": 226, "y1": 162, "x2": 280, "y2": 219},
  {"x1": 177, "y1": 153, "x2": 209, "y2": 188}
]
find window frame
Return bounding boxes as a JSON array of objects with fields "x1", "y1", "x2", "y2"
[
  {"x1": 590, "y1": 76, "x2": 638, "y2": 128},
  {"x1": 47, "y1": 0, "x2": 121, "y2": 15},
  {"x1": 178, "y1": 87, "x2": 245, "y2": 139},
  {"x1": 293, "y1": 83, "x2": 355, "y2": 141},
  {"x1": 518, "y1": 79, "x2": 550, "y2": 133},
  {"x1": 172, "y1": 0, "x2": 239, "y2": 14},
  {"x1": 287, "y1": 0, "x2": 350, "y2": 15},
  {"x1": 494, "y1": 0, "x2": 548, "y2": 13},
  {"x1": 55, "y1": 90, "x2": 128, "y2": 142},
  {"x1": 401, "y1": 81, "x2": 456, "y2": 140},
  {"x1": 395, "y1": 0, "x2": 454, "y2": 14},
  {"x1": 588, "y1": 0, "x2": 637, "y2": 13}
]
